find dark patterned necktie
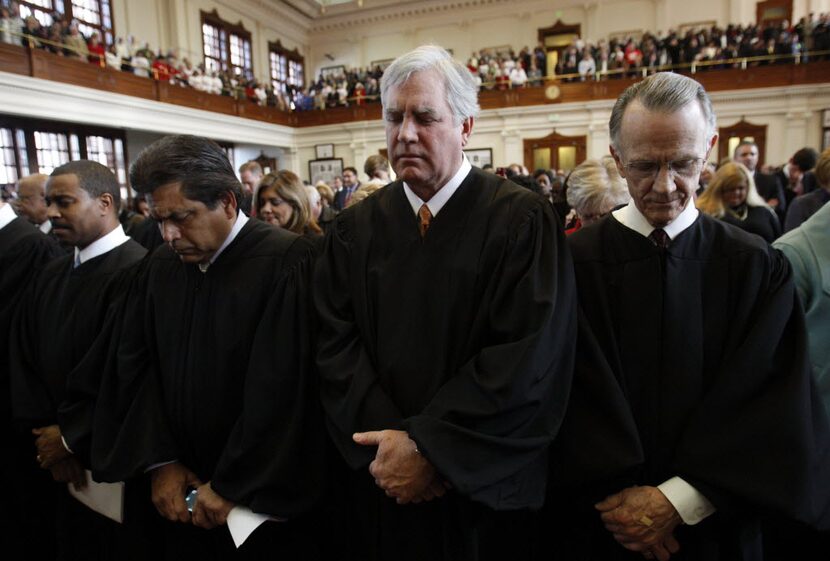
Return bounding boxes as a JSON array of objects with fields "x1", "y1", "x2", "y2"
[
  {"x1": 418, "y1": 204, "x2": 432, "y2": 238},
  {"x1": 649, "y1": 228, "x2": 670, "y2": 249}
]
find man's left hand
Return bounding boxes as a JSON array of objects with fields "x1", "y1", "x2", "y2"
[
  {"x1": 33, "y1": 425, "x2": 71, "y2": 469},
  {"x1": 191, "y1": 482, "x2": 235, "y2": 529},
  {"x1": 595, "y1": 485, "x2": 682, "y2": 561},
  {"x1": 354, "y1": 429, "x2": 439, "y2": 505}
]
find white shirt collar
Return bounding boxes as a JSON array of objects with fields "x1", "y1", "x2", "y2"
[
  {"x1": 612, "y1": 199, "x2": 699, "y2": 240},
  {"x1": 0, "y1": 203, "x2": 17, "y2": 230},
  {"x1": 39, "y1": 220, "x2": 52, "y2": 234},
  {"x1": 402, "y1": 155, "x2": 472, "y2": 217},
  {"x1": 204, "y1": 212, "x2": 248, "y2": 269},
  {"x1": 75, "y1": 224, "x2": 130, "y2": 266}
]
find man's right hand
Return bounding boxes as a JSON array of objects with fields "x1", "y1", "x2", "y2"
[
  {"x1": 150, "y1": 462, "x2": 202, "y2": 523},
  {"x1": 49, "y1": 456, "x2": 87, "y2": 491}
]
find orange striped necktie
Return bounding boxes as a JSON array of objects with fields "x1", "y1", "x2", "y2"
[{"x1": 418, "y1": 204, "x2": 432, "y2": 238}]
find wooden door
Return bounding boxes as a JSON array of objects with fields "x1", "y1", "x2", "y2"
[
  {"x1": 523, "y1": 131, "x2": 587, "y2": 173},
  {"x1": 718, "y1": 119, "x2": 768, "y2": 168}
]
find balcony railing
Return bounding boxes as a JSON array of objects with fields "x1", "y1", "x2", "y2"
[{"x1": 2, "y1": 36, "x2": 829, "y2": 129}]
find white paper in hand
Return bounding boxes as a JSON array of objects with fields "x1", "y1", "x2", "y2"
[{"x1": 226, "y1": 506, "x2": 286, "y2": 548}]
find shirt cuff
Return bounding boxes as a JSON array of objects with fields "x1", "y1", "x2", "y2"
[
  {"x1": 657, "y1": 476, "x2": 716, "y2": 525},
  {"x1": 144, "y1": 460, "x2": 178, "y2": 473},
  {"x1": 61, "y1": 436, "x2": 73, "y2": 454}
]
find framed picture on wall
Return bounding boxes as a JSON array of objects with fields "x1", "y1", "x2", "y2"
[
  {"x1": 309, "y1": 158, "x2": 344, "y2": 186},
  {"x1": 823, "y1": 109, "x2": 830, "y2": 128},
  {"x1": 369, "y1": 58, "x2": 395, "y2": 71},
  {"x1": 320, "y1": 65, "x2": 346, "y2": 80},
  {"x1": 315, "y1": 144, "x2": 334, "y2": 159},
  {"x1": 464, "y1": 148, "x2": 493, "y2": 169}
]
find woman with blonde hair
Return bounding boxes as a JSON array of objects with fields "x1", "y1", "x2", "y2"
[
  {"x1": 256, "y1": 170, "x2": 323, "y2": 243},
  {"x1": 697, "y1": 161, "x2": 781, "y2": 243}
]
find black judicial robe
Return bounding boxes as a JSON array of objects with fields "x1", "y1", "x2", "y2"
[
  {"x1": 720, "y1": 205, "x2": 781, "y2": 244},
  {"x1": 8, "y1": 238, "x2": 150, "y2": 561},
  {"x1": 91, "y1": 219, "x2": 325, "y2": 526},
  {"x1": 9, "y1": 239, "x2": 146, "y2": 454},
  {"x1": 545, "y1": 212, "x2": 830, "y2": 560},
  {"x1": 315, "y1": 168, "x2": 577, "y2": 561},
  {"x1": 0, "y1": 217, "x2": 63, "y2": 559}
]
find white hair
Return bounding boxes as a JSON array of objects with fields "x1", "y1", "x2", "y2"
[
  {"x1": 305, "y1": 185, "x2": 321, "y2": 207},
  {"x1": 566, "y1": 156, "x2": 631, "y2": 217},
  {"x1": 380, "y1": 45, "x2": 480, "y2": 125}
]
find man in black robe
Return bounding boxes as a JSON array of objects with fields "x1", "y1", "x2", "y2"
[
  {"x1": 314, "y1": 46, "x2": 577, "y2": 561},
  {"x1": 0, "y1": 199, "x2": 63, "y2": 561},
  {"x1": 546, "y1": 72, "x2": 830, "y2": 560},
  {"x1": 9, "y1": 160, "x2": 149, "y2": 560},
  {"x1": 90, "y1": 135, "x2": 326, "y2": 560}
]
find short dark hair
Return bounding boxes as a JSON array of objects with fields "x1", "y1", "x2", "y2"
[
  {"x1": 791, "y1": 147, "x2": 819, "y2": 172},
  {"x1": 129, "y1": 135, "x2": 242, "y2": 209},
  {"x1": 343, "y1": 166, "x2": 358, "y2": 176},
  {"x1": 733, "y1": 140, "x2": 758, "y2": 155},
  {"x1": 51, "y1": 160, "x2": 121, "y2": 212}
]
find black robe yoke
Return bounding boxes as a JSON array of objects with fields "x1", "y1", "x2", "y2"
[
  {"x1": 547, "y1": 212, "x2": 830, "y2": 559},
  {"x1": 91, "y1": 219, "x2": 325, "y2": 518},
  {"x1": 314, "y1": 168, "x2": 577, "y2": 559}
]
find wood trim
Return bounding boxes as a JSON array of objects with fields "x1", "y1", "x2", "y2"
[{"x1": 2, "y1": 42, "x2": 830, "y2": 129}]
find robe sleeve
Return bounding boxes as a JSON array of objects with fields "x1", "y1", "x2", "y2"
[
  {"x1": 90, "y1": 258, "x2": 179, "y2": 482},
  {"x1": 210, "y1": 239, "x2": 326, "y2": 518},
  {"x1": 674, "y1": 246, "x2": 830, "y2": 528},
  {"x1": 315, "y1": 213, "x2": 406, "y2": 468},
  {"x1": 8, "y1": 275, "x2": 54, "y2": 427},
  {"x1": 403, "y1": 200, "x2": 577, "y2": 510},
  {"x1": 58, "y1": 264, "x2": 140, "y2": 466}
]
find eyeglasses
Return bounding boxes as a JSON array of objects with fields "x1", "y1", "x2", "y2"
[{"x1": 622, "y1": 158, "x2": 705, "y2": 182}]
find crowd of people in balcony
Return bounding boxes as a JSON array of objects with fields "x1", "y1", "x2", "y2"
[{"x1": 2, "y1": 1, "x2": 830, "y2": 113}]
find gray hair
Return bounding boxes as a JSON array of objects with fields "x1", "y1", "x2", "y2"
[
  {"x1": 609, "y1": 73, "x2": 716, "y2": 151},
  {"x1": 380, "y1": 45, "x2": 480, "y2": 125},
  {"x1": 305, "y1": 184, "x2": 321, "y2": 207},
  {"x1": 566, "y1": 156, "x2": 631, "y2": 217}
]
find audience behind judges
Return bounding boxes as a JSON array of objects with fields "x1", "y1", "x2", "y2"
[
  {"x1": 697, "y1": 161, "x2": 781, "y2": 243},
  {"x1": 564, "y1": 155, "x2": 631, "y2": 233},
  {"x1": 784, "y1": 147, "x2": 830, "y2": 232},
  {"x1": 254, "y1": 169, "x2": 323, "y2": 248}
]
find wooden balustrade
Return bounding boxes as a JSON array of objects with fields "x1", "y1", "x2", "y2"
[{"x1": 2, "y1": 41, "x2": 829, "y2": 129}]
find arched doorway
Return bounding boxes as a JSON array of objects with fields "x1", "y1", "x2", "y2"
[{"x1": 718, "y1": 119, "x2": 768, "y2": 168}]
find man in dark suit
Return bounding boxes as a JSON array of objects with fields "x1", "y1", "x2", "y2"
[
  {"x1": 333, "y1": 166, "x2": 360, "y2": 210},
  {"x1": 733, "y1": 140, "x2": 786, "y2": 224}
]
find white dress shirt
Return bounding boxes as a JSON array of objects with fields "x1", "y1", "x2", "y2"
[
  {"x1": 74, "y1": 224, "x2": 130, "y2": 267},
  {"x1": 611, "y1": 199, "x2": 716, "y2": 526},
  {"x1": 402, "y1": 155, "x2": 472, "y2": 217},
  {"x1": 39, "y1": 220, "x2": 52, "y2": 234},
  {"x1": 0, "y1": 202, "x2": 16, "y2": 230},
  {"x1": 197, "y1": 212, "x2": 249, "y2": 273}
]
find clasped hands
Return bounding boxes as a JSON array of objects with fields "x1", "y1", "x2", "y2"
[
  {"x1": 33, "y1": 424, "x2": 86, "y2": 490},
  {"x1": 354, "y1": 429, "x2": 450, "y2": 505},
  {"x1": 150, "y1": 462, "x2": 235, "y2": 529},
  {"x1": 595, "y1": 485, "x2": 683, "y2": 561}
]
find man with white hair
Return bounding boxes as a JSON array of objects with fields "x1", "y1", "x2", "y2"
[
  {"x1": 315, "y1": 45, "x2": 577, "y2": 560},
  {"x1": 547, "y1": 72, "x2": 830, "y2": 560}
]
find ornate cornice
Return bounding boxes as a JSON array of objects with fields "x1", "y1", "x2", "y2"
[{"x1": 307, "y1": 0, "x2": 522, "y2": 33}]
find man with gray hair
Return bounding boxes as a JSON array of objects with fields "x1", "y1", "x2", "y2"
[
  {"x1": 546, "y1": 72, "x2": 830, "y2": 560},
  {"x1": 315, "y1": 45, "x2": 577, "y2": 560}
]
